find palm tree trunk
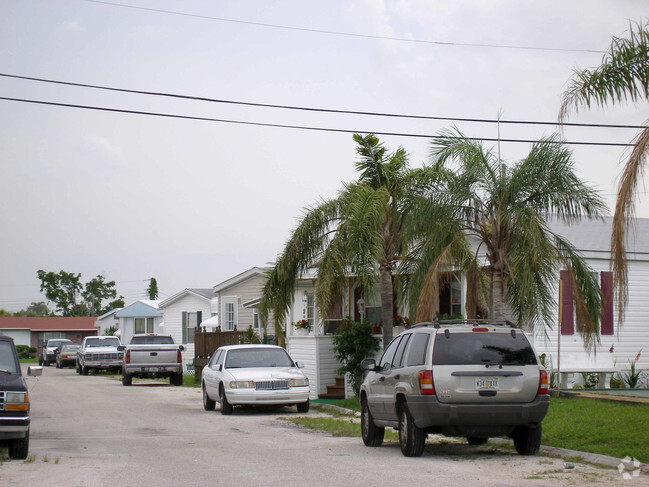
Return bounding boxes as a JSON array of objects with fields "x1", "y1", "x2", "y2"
[
  {"x1": 491, "y1": 269, "x2": 506, "y2": 320},
  {"x1": 379, "y1": 265, "x2": 393, "y2": 349}
]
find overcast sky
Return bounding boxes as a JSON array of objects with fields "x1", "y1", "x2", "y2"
[{"x1": 1, "y1": 0, "x2": 648, "y2": 311}]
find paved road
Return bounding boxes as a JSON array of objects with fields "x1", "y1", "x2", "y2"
[{"x1": 0, "y1": 366, "x2": 634, "y2": 486}]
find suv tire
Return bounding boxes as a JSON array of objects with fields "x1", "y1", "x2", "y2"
[
  {"x1": 512, "y1": 424, "x2": 542, "y2": 455},
  {"x1": 361, "y1": 397, "x2": 384, "y2": 447},
  {"x1": 467, "y1": 437, "x2": 487, "y2": 446},
  {"x1": 399, "y1": 403, "x2": 426, "y2": 457}
]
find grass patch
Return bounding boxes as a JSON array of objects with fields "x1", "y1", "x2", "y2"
[
  {"x1": 286, "y1": 415, "x2": 398, "y2": 442},
  {"x1": 19, "y1": 358, "x2": 39, "y2": 364},
  {"x1": 543, "y1": 397, "x2": 649, "y2": 462}
]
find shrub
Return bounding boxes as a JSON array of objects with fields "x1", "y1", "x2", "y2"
[
  {"x1": 332, "y1": 318, "x2": 380, "y2": 395},
  {"x1": 15, "y1": 345, "x2": 36, "y2": 359}
]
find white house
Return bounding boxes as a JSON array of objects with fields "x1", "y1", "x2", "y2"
[
  {"x1": 114, "y1": 300, "x2": 163, "y2": 345},
  {"x1": 212, "y1": 267, "x2": 272, "y2": 340},
  {"x1": 159, "y1": 288, "x2": 217, "y2": 372},
  {"x1": 94, "y1": 308, "x2": 121, "y2": 336},
  {"x1": 532, "y1": 217, "x2": 649, "y2": 388},
  {"x1": 284, "y1": 216, "x2": 649, "y2": 396}
]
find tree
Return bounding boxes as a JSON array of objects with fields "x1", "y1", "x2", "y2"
[
  {"x1": 37, "y1": 270, "x2": 82, "y2": 317},
  {"x1": 260, "y1": 134, "x2": 425, "y2": 348},
  {"x1": 559, "y1": 21, "x2": 649, "y2": 325},
  {"x1": 147, "y1": 278, "x2": 159, "y2": 300},
  {"x1": 37, "y1": 270, "x2": 124, "y2": 317},
  {"x1": 400, "y1": 128, "x2": 606, "y2": 349},
  {"x1": 14, "y1": 302, "x2": 51, "y2": 317}
]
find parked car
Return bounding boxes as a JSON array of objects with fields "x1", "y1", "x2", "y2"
[
  {"x1": 0, "y1": 335, "x2": 42, "y2": 459},
  {"x1": 201, "y1": 344, "x2": 310, "y2": 415},
  {"x1": 360, "y1": 320, "x2": 549, "y2": 457},
  {"x1": 118, "y1": 334, "x2": 185, "y2": 386},
  {"x1": 39, "y1": 338, "x2": 72, "y2": 366},
  {"x1": 55, "y1": 344, "x2": 80, "y2": 369},
  {"x1": 77, "y1": 336, "x2": 123, "y2": 375}
]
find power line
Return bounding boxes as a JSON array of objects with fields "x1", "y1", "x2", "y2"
[
  {"x1": 84, "y1": 0, "x2": 606, "y2": 55},
  {"x1": 2, "y1": 73, "x2": 646, "y2": 131},
  {"x1": 0, "y1": 95, "x2": 635, "y2": 147}
]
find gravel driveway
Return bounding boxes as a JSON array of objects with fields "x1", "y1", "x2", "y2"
[{"x1": 0, "y1": 365, "x2": 639, "y2": 486}]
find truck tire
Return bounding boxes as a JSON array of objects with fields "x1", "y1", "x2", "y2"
[
  {"x1": 220, "y1": 386, "x2": 233, "y2": 415},
  {"x1": 82, "y1": 365, "x2": 88, "y2": 376},
  {"x1": 122, "y1": 373, "x2": 132, "y2": 386},
  {"x1": 203, "y1": 384, "x2": 216, "y2": 411},
  {"x1": 170, "y1": 373, "x2": 183, "y2": 386},
  {"x1": 8, "y1": 431, "x2": 29, "y2": 460},
  {"x1": 399, "y1": 403, "x2": 426, "y2": 457}
]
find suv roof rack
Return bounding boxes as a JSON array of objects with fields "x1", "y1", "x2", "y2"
[{"x1": 410, "y1": 319, "x2": 518, "y2": 329}]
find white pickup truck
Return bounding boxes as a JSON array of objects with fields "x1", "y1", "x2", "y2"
[{"x1": 118, "y1": 334, "x2": 185, "y2": 386}]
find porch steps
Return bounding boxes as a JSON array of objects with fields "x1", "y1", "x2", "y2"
[{"x1": 318, "y1": 377, "x2": 345, "y2": 399}]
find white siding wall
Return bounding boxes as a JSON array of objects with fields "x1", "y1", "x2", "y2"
[
  {"x1": 161, "y1": 294, "x2": 214, "y2": 372},
  {"x1": 534, "y1": 254, "x2": 649, "y2": 387},
  {"x1": 218, "y1": 274, "x2": 275, "y2": 337},
  {"x1": 2, "y1": 330, "x2": 30, "y2": 347}
]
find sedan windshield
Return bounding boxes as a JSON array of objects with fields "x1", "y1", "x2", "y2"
[{"x1": 225, "y1": 348, "x2": 294, "y2": 369}]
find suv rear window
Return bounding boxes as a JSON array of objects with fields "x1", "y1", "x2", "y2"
[{"x1": 433, "y1": 332, "x2": 537, "y2": 366}]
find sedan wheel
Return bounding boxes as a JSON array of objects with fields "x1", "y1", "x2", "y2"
[
  {"x1": 296, "y1": 400, "x2": 310, "y2": 413},
  {"x1": 219, "y1": 386, "x2": 233, "y2": 415},
  {"x1": 203, "y1": 384, "x2": 216, "y2": 411}
]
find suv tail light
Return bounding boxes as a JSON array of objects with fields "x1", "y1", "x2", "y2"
[
  {"x1": 418, "y1": 370, "x2": 435, "y2": 395},
  {"x1": 125, "y1": 350, "x2": 130, "y2": 364},
  {"x1": 538, "y1": 369, "x2": 548, "y2": 394},
  {"x1": 177, "y1": 349, "x2": 183, "y2": 364}
]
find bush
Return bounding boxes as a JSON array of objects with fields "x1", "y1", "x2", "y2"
[
  {"x1": 331, "y1": 318, "x2": 380, "y2": 395},
  {"x1": 15, "y1": 345, "x2": 37, "y2": 359}
]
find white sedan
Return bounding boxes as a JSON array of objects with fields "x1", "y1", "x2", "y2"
[{"x1": 201, "y1": 344, "x2": 310, "y2": 414}]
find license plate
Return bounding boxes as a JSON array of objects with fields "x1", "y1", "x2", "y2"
[
  {"x1": 475, "y1": 377, "x2": 499, "y2": 390},
  {"x1": 145, "y1": 367, "x2": 159, "y2": 372}
]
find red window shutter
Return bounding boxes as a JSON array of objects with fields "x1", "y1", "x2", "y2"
[
  {"x1": 601, "y1": 272, "x2": 614, "y2": 335},
  {"x1": 560, "y1": 270, "x2": 574, "y2": 335}
]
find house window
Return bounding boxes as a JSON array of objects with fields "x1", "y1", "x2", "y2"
[
  {"x1": 222, "y1": 299, "x2": 237, "y2": 331},
  {"x1": 559, "y1": 270, "x2": 613, "y2": 336},
  {"x1": 135, "y1": 318, "x2": 145, "y2": 334},
  {"x1": 182, "y1": 311, "x2": 202, "y2": 344},
  {"x1": 305, "y1": 292, "x2": 315, "y2": 328}
]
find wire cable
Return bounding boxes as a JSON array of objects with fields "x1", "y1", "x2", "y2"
[
  {"x1": 1, "y1": 73, "x2": 645, "y2": 130},
  {"x1": 0, "y1": 95, "x2": 635, "y2": 147},
  {"x1": 84, "y1": 0, "x2": 606, "y2": 54}
]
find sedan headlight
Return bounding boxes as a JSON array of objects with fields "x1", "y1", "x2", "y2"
[
  {"x1": 290, "y1": 378, "x2": 309, "y2": 387},
  {"x1": 229, "y1": 380, "x2": 254, "y2": 389},
  {"x1": 5, "y1": 392, "x2": 28, "y2": 411}
]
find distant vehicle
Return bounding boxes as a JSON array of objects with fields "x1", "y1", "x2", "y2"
[
  {"x1": 77, "y1": 336, "x2": 122, "y2": 375},
  {"x1": 201, "y1": 344, "x2": 310, "y2": 415},
  {"x1": 39, "y1": 339, "x2": 72, "y2": 366},
  {"x1": 360, "y1": 320, "x2": 549, "y2": 457},
  {"x1": 0, "y1": 335, "x2": 42, "y2": 459},
  {"x1": 56, "y1": 344, "x2": 80, "y2": 368},
  {"x1": 118, "y1": 334, "x2": 185, "y2": 386}
]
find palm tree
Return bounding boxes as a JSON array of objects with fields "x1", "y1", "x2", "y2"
[
  {"x1": 400, "y1": 128, "x2": 607, "y2": 349},
  {"x1": 260, "y1": 134, "x2": 419, "y2": 348},
  {"x1": 559, "y1": 20, "x2": 649, "y2": 324}
]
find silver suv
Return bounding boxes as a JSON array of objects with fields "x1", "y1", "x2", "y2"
[{"x1": 360, "y1": 320, "x2": 549, "y2": 457}]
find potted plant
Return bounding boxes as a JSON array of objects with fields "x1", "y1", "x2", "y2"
[
  {"x1": 393, "y1": 315, "x2": 410, "y2": 334},
  {"x1": 293, "y1": 320, "x2": 311, "y2": 336}
]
